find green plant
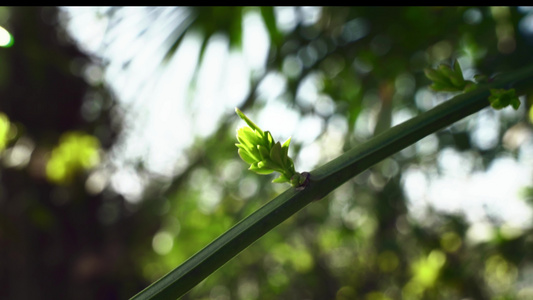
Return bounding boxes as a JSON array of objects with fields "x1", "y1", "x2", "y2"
[
  {"x1": 424, "y1": 59, "x2": 476, "y2": 92},
  {"x1": 425, "y1": 60, "x2": 521, "y2": 111},
  {"x1": 487, "y1": 88, "x2": 520, "y2": 110},
  {"x1": 130, "y1": 63, "x2": 533, "y2": 300},
  {"x1": 235, "y1": 108, "x2": 309, "y2": 188}
]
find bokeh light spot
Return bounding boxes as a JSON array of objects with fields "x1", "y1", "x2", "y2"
[
  {"x1": 341, "y1": 18, "x2": 370, "y2": 43},
  {"x1": 2, "y1": 138, "x2": 34, "y2": 169},
  {"x1": 463, "y1": 8, "x2": 483, "y2": 25},
  {"x1": 0, "y1": 25, "x2": 13, "y2": 47},
  {"x1": 0, "y1": 112, "x2": 12, "y2": 150},
  {"x1": 440, "y1": 232, "x2": 462, "y2": 252},
  {"x1": 152, "y1": 231, "x2": 174, "y2": 255},
  {"x1": 484, "y1": 255, "x2": 518, "y2": 292},
  {"x1": 411, "y1": 250, "x2": 446, "y2": 288},
  {"x1": 429, "y1": 40, "x2": 452, "y2": 62},
  {"x1": 378, "y1": 251, "x2": 399, "y2": 273},
  {"x1": 46, "y1": 132, "x2": 101, "y2": 184}
]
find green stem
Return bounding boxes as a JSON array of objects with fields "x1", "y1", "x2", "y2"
[{"x1": 131, "y1": 64, "x2": 533, "y2": 300}]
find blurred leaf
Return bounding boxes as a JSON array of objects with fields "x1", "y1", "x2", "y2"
[
  {"x1": 46, "y1": 131, "x2": 101, "y2": 184},
  {"x1": 488, "y1": 88, "x2": 520, "y2": 110},
  {"x1": 260, "y1": 7, "x2": 282, "y2": 47}
]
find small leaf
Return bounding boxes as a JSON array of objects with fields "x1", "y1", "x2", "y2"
[
  {"x1": 236, "y1": 140, "x2": 259, "y2": 160},
  {"x1": 449, "y1": 74, "x2": 465, "y2": 89},
  {"x1": 257, "y1": 145, "x2": 270, "y2": 161},
  {"x1": 236, "y1": 108, "x2": 264, "y2": 135},
  {"x1": 452, "y1": 59, "x2": 463, "y2": 78},
  {"x1": 488, "y1": 88, "x2": 520, "y2": 110},
  {"x1": 235, "y1": 142, "x2": 252, "y2": 152},
  {"x1": 281, "y1": 138, "x2": 291, "y2": 165},
  {"x1": 249, "y1": 162, "x2": 274, "y2": 174},
  {"x1": 438, "y1": 64, "x2": 455, "y2": 80},
  {"x1": 270, "y1": 142, "x2": 284, "y2": 168},
  {"x1": 430, "y1": 83, "x2": 457, "y2": 92},
  {"x1": 272, "y1": 174, "x2": 289, "y2": 183},
  {"x1": 238, "y1": 148, "x2": 257, "y2": 165},
  {"x1": 239, "y1": 127, "x2": 262, "y2": 146},
  {"x1": 282, "y1": 137, "x2": 291, "y2": 149},
  {"x1": 259, "y1": 159, "x2": 283, "y2": 172},
  {"x1": 286, "y1": 157, "x2": 294, "y2": 170},
  {"x1": 424, "y1": 68, "x2": 447, "y2": 84},
  {"x1": 264, "y1": 131, "x2": 274, "y2": 148},
  {"x1": 426, "y1": 61, "x2": 472, "y2": 92},
  {"x1": 236, "y1": 130, "x2": 257, "y2": 152}
]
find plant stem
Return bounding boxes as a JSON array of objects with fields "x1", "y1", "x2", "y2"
[{"x1": 131, "y1": 64, "x2": 533, "y2": 300}]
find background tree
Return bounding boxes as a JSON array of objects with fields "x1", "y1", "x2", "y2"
[{"x1": 1, "y1": 6, "x2": 533, "y2": 300}]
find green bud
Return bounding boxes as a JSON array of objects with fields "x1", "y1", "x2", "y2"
[
  {"x1": 235, "y1": 108, "x2": 306, "y2": 188},
  {"x1": 488, "y1": 89, "x2": 520, "y2": 110},
  {"x1": 426, "y1": 61, "x2": 521, "y2": 112},
  {"x1": 425, "y1": 60, "x2": 472, "y2": 92}
]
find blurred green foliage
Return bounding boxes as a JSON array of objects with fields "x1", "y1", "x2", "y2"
[
  {"x1": 0, "y1": 112, "x2": 11, "y2": 150},
  {"x1": 46, "y1": 131, "x2": 100, "y2": 184},
  {"x1": 2, "y1": 6, "x2": 533, "y2": 300}
]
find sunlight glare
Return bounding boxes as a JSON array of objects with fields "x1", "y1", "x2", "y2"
[
  {"x1": 0, "y1": 25, "x2": 13, "y2": 47},
  {"x1": 243, "y1": 9, "x2": 269, "y2": 75}
]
